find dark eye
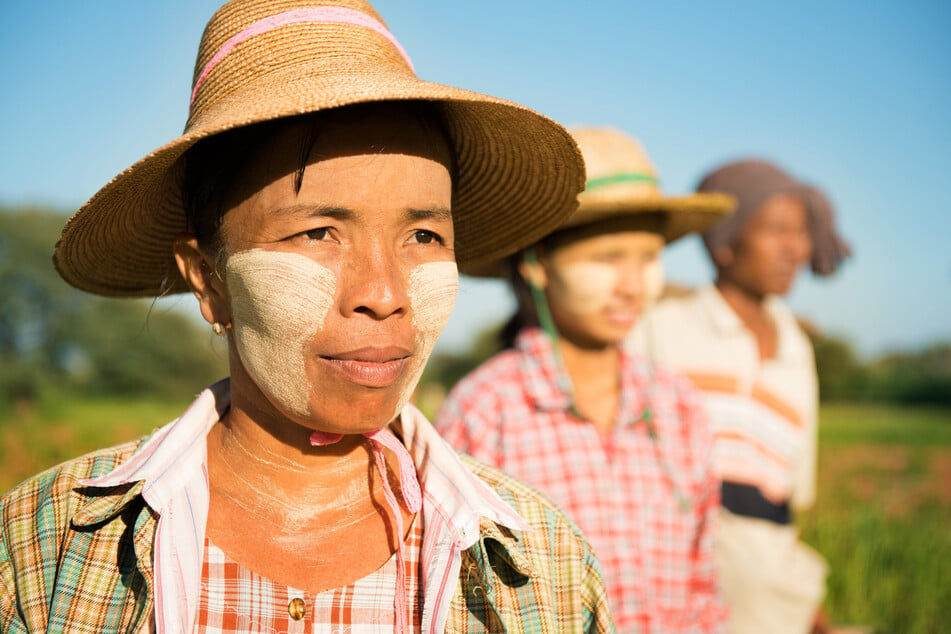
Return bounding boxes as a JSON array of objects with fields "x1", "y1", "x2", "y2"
[
  {"x1": 304, "y1": 227, "x2": 329, "y2": 241},
  {"x1": 413, "y1": 230, "x2": 441, "y2": 245}
]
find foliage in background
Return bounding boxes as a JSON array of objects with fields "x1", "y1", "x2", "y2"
[
  {"x1": 811, "y1": 332, "x2": 951, "y2": 405},
  {"x1": 0, "y1": 206, "x2": 228, "y2": 405}
]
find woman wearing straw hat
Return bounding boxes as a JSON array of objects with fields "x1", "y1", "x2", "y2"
[
  {"x1": 631, "y1": 159, "x2": 850, "y2": 634},
  {"x1": 435, "y1": 128, "x2": 735, "y2": 633},
  {"x1": 0, "y1": 1, "x2": 616, "y2": 632}
]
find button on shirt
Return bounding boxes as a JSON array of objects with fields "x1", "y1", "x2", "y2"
[{"x1": 435, "y1": 328, "x2": 726, "y2": 633}]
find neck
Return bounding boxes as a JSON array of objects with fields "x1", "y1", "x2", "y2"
[
  {"x1": 558, "y1": 336, "x2": 620, "y2": 389},
  {"x1": 208, "y1": 404, "x2": 381, "y2": 517},
  {"x1": 715, "y1": 277, "x2": 769, "y2": 320}
]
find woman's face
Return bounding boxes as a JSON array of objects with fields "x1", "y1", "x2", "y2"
[
  {"x1": 720, "y1": 192, "x2": 813, "y2": 297},
  {"x1": 535, "y1": 229, "x2": 665, "y2": 348},
  {"x1": 209, "y1": 108, "x2": 457, "y2": 435}
]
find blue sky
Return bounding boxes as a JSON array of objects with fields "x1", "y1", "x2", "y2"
[{"x1": 1, "y1": 0, "x2": 948, "y2": 358}]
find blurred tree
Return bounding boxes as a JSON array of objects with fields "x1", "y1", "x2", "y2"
[
  {"x1": 809, "y1": 331, "x2": 868, "y2": 401},
  {"x1": 0, "y1": 207, "x2": 227, "y2": 403},
  {"x1": 866, "y1": 344, "x2": 951, "y2": 406}
]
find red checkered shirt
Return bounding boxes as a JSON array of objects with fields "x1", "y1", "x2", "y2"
[
  {"x1": 435, "y1": 328, "x2": 726, "y2": 633},
  {"x1": 196, "y1": 518, "x2": 423, "y2": 633}
]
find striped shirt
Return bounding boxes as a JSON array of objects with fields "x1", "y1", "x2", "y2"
[
  {"x1": 435, "y1": 328, "x2": 726, "y2": 634},
  {"x1": 0, "y1": 379, "x2": 615, "y2": 633},
  {"x1": 630, "y1": 284, "x2": 819, "y2": 512}
]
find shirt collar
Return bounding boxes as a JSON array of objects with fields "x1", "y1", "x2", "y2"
[
  {"x1": 697, "y1": 284, "x2": 747, "y2": 336},
  {"x1": 515, "y1": 327, "x2": 650, "y2": 426},
  {"x1": 698, "y1": 284, "x2": 804, "y2": 362},
  {"x1": 73, "y1": 379, "x2": 528, "y2": 551},
  {"x1": 398, "y1": 403, "x2": 529, "y2": 546},
  {"x1": 515, "y1": 327, "x2": 573, "y2": 411},
  {"x1": 77, "y1": 378, "x2": 229, "y2": 512}
]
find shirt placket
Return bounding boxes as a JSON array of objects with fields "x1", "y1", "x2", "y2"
[{"x1": 286, "y1": 589, "x2": 310, "y2": 633}]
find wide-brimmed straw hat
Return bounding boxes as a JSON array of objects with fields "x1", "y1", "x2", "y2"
[
  {"x1": 467, "y1": 126, "x2": 735, "y2": 277},
  {"x1": 564, "y1": 127, "x2": 734, "y2": 242},
  {"x1": 53, "y1": 0, "x2": 585, "y2": 297}
]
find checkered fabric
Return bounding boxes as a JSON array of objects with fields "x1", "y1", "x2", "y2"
[
  {"x1": 435, "y1": 328, "x2": 726, "y2": 633},
  {"x1": 196, "y1": 520, "x2": 423, "y2": 632}
]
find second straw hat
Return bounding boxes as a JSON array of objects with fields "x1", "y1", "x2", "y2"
[{"x1": 566, "y1": 127, "x2": 735, "y2": 242}]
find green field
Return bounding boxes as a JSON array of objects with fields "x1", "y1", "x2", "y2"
[
  {"x1": 799, "y1": 404, "x2": 951, "y2": 634},
  {"x1": 1, "y1": 399, "x2": 948, "y2": 632}
]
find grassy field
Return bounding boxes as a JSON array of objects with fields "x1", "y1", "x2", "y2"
[
  {"x1": 799, "y1": 404, "x2": 951, "y2": 634},
  {"x1": 1, "y1": 398, "x2": 948, "y2": 632}
]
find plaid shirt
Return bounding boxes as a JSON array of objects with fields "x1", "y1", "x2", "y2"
[
  {"x1": 0, "y1": 379, "x2": 615, "y2": 633},
  {"x1": 196, "y1": 519, "x2": 423, "y2": 632},
  {"x1": 435, "y1": 328, "x2": 726, "y2": 634}
]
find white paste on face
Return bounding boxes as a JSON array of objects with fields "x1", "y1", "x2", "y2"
[
  {"x1": 391, "y1": 261, "x2": 459, "y2": 418},
  {"x1": 226, "y1": 249, "x2": 337, "y2": 417},
  {"x1": 642, "y1": 258, "x2": 665, "y2": 306},
  {"x1": 552, "y1": 261, "x2": 619, "y2": 316}
]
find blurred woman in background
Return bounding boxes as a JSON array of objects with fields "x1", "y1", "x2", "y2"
[
  {"x1": 631, "y1": 159, "x2": 850, "y2": 634},
  {"x1": 436, "y1": 127, "x2": 735, "y2": 633}
]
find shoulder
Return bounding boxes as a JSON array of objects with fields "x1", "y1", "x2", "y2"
[
  {"x1": 460, "y1": 455, "x2": 613, "y2": 629},
  {"x1": 651, "y1": 288, "x2": 708, "y2": 322},
  {"x1": 1, "y1": 438, "x2": 145, "y2": 534},
  {"x1": 462, "y1": 454, "x2": 591, "y2": 548}
]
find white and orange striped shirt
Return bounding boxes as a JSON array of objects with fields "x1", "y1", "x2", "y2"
[{"x1": 631, "y1": 284, "x2": 818, "y2": 511}]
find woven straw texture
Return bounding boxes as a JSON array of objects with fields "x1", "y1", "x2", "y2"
[{"x1": 54, "y1": 0, "x2": 585, "y2": 296}]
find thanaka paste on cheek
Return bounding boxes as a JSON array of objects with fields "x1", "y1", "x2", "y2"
[
  {"x1": 554, "y1": 261, "x2": 619, "y2": 315},
  {"x1": 643, "y1": 259, "x2": 665, "y2": 306},
  {"x1": 225, "y1": 249, "x2": 337, "y2": 417},
  {"x1": 389, "y1": 261, "x2": 459, "y2": 419}
]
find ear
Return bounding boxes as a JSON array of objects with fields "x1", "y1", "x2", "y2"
[
  {"x1": 517, "y1": 251, "x2": 548, "y2": 290},
  {"x1": 173, "y1": 236, "x2": 231, "y2": 328},
  {"x1": 713, "y1": 246, "x2": 734, "y2": 269}
]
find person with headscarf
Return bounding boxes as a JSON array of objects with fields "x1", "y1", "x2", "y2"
[
  {"x1": 0, "y1": 1, "x2": 616, "y2": 631},
  {"x1": 631, "y1": 159, "x2": 850, "y2": 634},
  {"x1": 436, "y1": 127, "x2": 736, "y2": 633}
]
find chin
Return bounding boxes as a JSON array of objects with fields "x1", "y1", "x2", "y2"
[{"x1": 310, "y1": 391, "x2": 405, "y2": 434}]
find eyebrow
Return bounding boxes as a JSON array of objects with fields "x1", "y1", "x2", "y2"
[{"x1": 269, "y1": 204, "x2": 452, "y2": 223}]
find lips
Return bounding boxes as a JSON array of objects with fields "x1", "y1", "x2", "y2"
[
  {"x1": 603, "y1": 306, "x2": 640, "y2": 328},
  {"x1": 320, "y1": 346, "x2": 411, "y2": 388}
]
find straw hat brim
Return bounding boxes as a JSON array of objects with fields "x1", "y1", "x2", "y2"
[
  {"x1": 53, "y1": 69, "x2": 584, "y2": 296},
  {"x1": 565, "y1": 192, "x2": 735, "y2": 242},
  {"x1": 464, "y1": 191, "x2": 734, "y2": 278}
]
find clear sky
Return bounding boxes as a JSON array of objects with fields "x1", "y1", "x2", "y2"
[{"x1": 1, "y1": 0, "x2": 948, "y2": 358}]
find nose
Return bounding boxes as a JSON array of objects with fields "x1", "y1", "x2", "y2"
[
  {"x1": 338, "y1": 246, "x2": 408, "y2": 320},
  {"x1": 615, "y1": 260, "x2": 645, "y2": 300},
  {"x1": 782, "y1": 228, "x2": 813, "y2": 267}
]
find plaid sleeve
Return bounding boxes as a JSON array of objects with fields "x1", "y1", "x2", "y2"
[
  {"x1": 675, "y1": 375, "x2": 728, "y2": 632},
  {"x1": 579, "y1": 534, "x2": 616, "y2": 633},
  {"x1": 461, "y1": 457, "x2": 618, "y2": 633},
  {"x1": 0, "y1": 510, "x2": 28, "y2": 633}
]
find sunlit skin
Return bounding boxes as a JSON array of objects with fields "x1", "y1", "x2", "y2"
[
  {"x1": 173, "y1": 107, "x2": 454, "y2": 592},
  {"x1": 714, "y1": 192, "x2": 813, "y2": 360},
  {"x1": 521, "y1": 229, "x2": 665, "y2": 430}
]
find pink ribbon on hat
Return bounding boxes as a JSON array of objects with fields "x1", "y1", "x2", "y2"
[
  {"x1": 191, "y1": 6, "x2": 415, "y2": 107},
  {"x1": 310, "y1": 426, "x2": 420, "y2": 633}
]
